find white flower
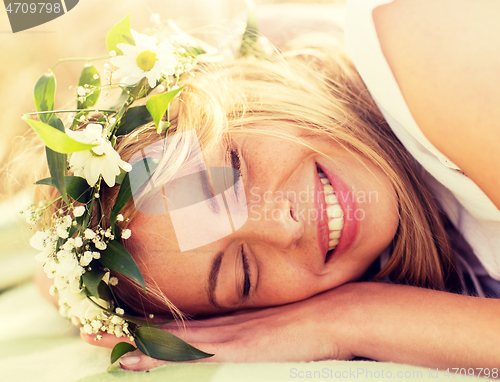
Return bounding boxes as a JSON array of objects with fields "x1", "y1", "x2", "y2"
[
  {"x1": 84, "y1": 228, "x2": 96, "y2": 240},
  {"x1": 63, "y1": 215, "x2": 73, "y2": 228},
  {"x1": 73, "y1": 206, "x2": 86, "y2": 217},
  {"x1": 77, "y1": 87, "x2": 86, "y2": 96},
  {"x1": 30, "y1": 231, "x2": 49, "y2": 251},
  {"x1": 109, "y1": 277, "x2": 119, "y2": 286},
  {"x1": 74, "y1": 237, "x2": 83, "y2": 248},
  {"x1": 80, "y1": 251, "x2": 93, "y2": 267},
  {"x1": 121, "y1": 229, "x2": 131, "y2": 239},
  {"x1": 66, "y1": 124, "x2": 132, "y2": 187},
  {"x1": 94, "y1": 240, "x2": 107, "y2": 250},
  {"x1": 111, "y1": 30, "x2": 177, "y2": 88},
  {"x1": 57, "y1": 227, "x2": 69, "y2": 239}
]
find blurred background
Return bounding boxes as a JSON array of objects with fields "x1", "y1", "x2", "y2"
[{"x1": 0, "y1": 0, "x2": 344, "y2": 288}]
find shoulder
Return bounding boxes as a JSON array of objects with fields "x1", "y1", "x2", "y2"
[{"x1": 372, "y1": 0, "x2": 500, "y2": 210}]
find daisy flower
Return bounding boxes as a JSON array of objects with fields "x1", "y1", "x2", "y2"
[
  {"x1": 66, "y1": 124, "x2": 132, "y2": 187},
  {"x1": 111, "y1": 30, "x2": 177, "y2": 88}
]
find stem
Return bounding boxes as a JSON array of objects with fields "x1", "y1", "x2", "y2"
[
  {"x1": 51, "y1": 56, "x2": 110, "y2": 71},
  {"x1": 106, "y1": 95, "x2": 135, "y2": 136},
  {"x1": 27, "y1": 109, "x2": 117, "y2": 116}
]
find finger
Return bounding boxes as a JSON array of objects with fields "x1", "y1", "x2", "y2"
[
  {"x1": 119, "y1": 343, "x2": 223, "y2": 371},
  {"x1": 161, "y1": 307, "x2": 278, "y2": 329},
  {"x1": 80, "y1": 331, "x2": 135, "y2": 349}
]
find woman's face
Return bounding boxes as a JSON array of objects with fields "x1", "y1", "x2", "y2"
[{"x1": 127, "y1": 125, "x2": 399, "y2": 315}]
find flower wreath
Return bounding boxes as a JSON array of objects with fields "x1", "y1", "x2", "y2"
[{"x1": 23, "y1": 7, "x2": 264, "y2": 367}]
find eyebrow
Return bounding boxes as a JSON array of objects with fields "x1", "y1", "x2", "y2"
[{"x1": 207, "y1": 251, "x2": 224, "y2": 308}]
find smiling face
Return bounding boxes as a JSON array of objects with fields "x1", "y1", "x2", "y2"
[{"x1": 125, "y1": 123, "x2": 399, "y2": 316}]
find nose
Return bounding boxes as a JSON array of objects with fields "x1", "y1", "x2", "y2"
[{"x1": 234, "y1": 191, "x2": 304, "y2": 250}]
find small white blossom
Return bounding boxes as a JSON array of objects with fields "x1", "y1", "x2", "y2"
[
  {"x1": 92, "y1": 251, "x2": 101, "y2": 259},
  {"x1": 77, "y1": 87, "x2": 87, "y2": 96},
  {"x1": 93, "y1": 74, "x2": 99, "y2": 80},
  {"x1": 57, "y1": 227, "x2": 69, "y2": 239},
  {"x1": 109, "y1": 50, "x2": 116, "y2": 57},
  {"x1": 83, "y1": 324, "x2": 93, "y2": 334},
  {"x1": 108, "y1": 117, "x2": 116, "y2": 125},
  {"x1": 91, "y1": 320, "x2": 103, "y2": 330},
  {"x1": 30, "y1": 231, "x2": 49, "y2": 251},
  {"x1": 114, "y1": 326, "x2": 123, "y2": 337},
  {"x1": 121, "y1": 229, "x2": 131, "y2": 239},
  {"x1": 73, "y1": 206, "x2": 86, "y2": 217},
  {"x1": 84, "y1": 229, "x2": 96, "y2": 240},
  {"x1": 80, "y1": 251, "x2": 93, "y2": 267},
  {"x1": 156, "y1": 84, "x2": 165, "y2": 93},
  {"x1": 109, "y1": 277, "x2": 119, "y2": 286},
  {"x1": 94, "y1": 240, "x2": 107, "y2": 250},
  {"x1": 63, "y1": 215, "x2": 73, "y2": 228},
  {"x1": 111, "y1": 315, "x2": 124, "y2": 325},
  {"x1": 115, "y1": 307, "x2": 125, "y2": 315},
  {"x1": 111, "y1": 30, "x2": 177, "y2": 88},
  {"x1": 116, "y1": 214, "x2": 124, "y2": 222},
  {"x1": 66, "y1": 124, "x2": 132, "y2": 187},
  {"x1": 74, "y1": 237, "x2": 83, "y2": 248},
  {"x1": 62, "y1": 239, "x2": 75, "y2": 251}
]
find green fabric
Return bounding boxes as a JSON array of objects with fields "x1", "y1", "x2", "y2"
[
  {"x1": 0, "y1": 283, "x2": 486, "y2": 382},
  {"x1": 0, "y1": 199, "x2": 485, "y2": 382}
]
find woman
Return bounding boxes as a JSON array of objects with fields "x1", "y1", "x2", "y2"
[{"x1": 34, "y1": 0, "x2": 500, "y2": 372}]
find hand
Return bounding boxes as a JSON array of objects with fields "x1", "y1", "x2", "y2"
[{"x1": 81, "y1": 284, "x2": 358, "y2": 371}]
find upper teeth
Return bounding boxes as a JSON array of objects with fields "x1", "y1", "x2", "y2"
[{"x1": 318, "y1": 168, "x2": 343, "y2": 251}]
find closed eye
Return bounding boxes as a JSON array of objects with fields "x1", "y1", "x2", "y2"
[{"x1": 240, "y1": 244, "x2": 251, "y2": 297}]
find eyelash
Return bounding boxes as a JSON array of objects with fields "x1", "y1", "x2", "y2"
[
  {"x1": 228, "y1": 146, "x2": 251, "y2": 297},
  {"x1": 227, "y1": 147, "x2": 244, "y2": 201},
  {"x1": 240, "y1": 244, "x2": 251, "y2": 297}
]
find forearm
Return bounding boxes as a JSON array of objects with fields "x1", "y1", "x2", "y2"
[{"x1": 343, "y1": 282, "x2": 500, "y2": 368}]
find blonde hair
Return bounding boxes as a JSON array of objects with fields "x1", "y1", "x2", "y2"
[
  {"x1": 103, "y1": 34, "x2": 460, "y2": 317},
  {"x1": 16, "y1": 33, "x2": 460, "y2": 319}
]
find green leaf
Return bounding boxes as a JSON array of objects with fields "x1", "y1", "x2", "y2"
[
  {"x1": 97, "y1": 281, "x2": 114, "y2": 302},
  {"x1": 23, "y1": 117, "x2": 97, "y2": 154},
  {"x1": 135, "y1": 327, "x2": 214, "y2": 362},
  {"x1": 237, "y1": 0, "x2": 259, "y2": 58},
  {"x1": 110, "y1": 157, "x2": 159, "y2": 225},
  {"x1": 45, "y1": 117, "x2": 68, "y2": 204},
  {"x1": 34, "y1": 72, "x2": 56, "y2": 123},
  {"x1": 146, "y1": 87, "x2": 182, "y2": 132},
  {"x1": 111, "y1": 342, "x2": 137, "y2": 364},
  {"x1": 77, "y1": 64, "x2": 101, "y2": 109},
  {"x1": 82, "y1": 268, "x2": 107, "y2": 298},
  {"x1": 124, "y1": 77, "x2": 153, "y2": 100},
  {"x1": 116, "y1": 105, "x2": 153, "y2": 136},
  {"x1": 106, "y1": 14, "x2": 135, "y2": 54},
  {"x1": 36, "y1": 176, "x2": 92, "y2": 203},
  {"x1": 110, "y1": 173, "x2": 132, "y2": 226},
  {"x1": 100, "y1": 240, "x2": 146, "y2": 292}
]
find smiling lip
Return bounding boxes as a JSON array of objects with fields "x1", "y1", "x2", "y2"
[
  {"x1": 315, "y1": 166, "x2": 330, "y2": 261},
  {"x1": 317, "y1": 163, "x2": 359, "y2": 262}
]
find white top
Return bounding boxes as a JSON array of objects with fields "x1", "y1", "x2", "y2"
[{"x1": 344, "y1": 0, "x2": 500, "y2": 287}]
